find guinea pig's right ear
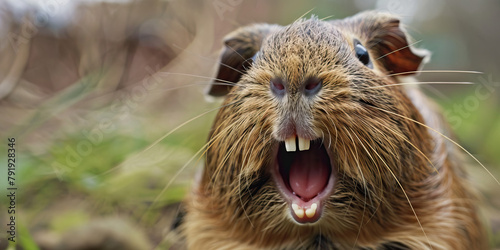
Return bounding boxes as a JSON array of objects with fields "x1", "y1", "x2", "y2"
[
  {"x1": 341, "y1": 11, "x2": 430, "y2": 75},
  {"x1": 207, "y1": 24, "x2": 280, "y2": 97}
]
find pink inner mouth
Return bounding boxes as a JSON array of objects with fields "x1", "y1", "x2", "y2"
[
  {"x1": 288, "y1": 146, "x2": 330, "y2": 200},
  {"x1": 274, "y1": 141, "x2": 335, "y2": 224}
]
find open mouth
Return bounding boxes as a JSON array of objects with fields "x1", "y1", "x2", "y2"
[{"x1": 273, "y1": 136, "x2": 336, "y2": 224}]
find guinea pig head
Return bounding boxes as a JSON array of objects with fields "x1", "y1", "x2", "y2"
[{"x1": 204, "y1": 11, "x2": 432, "y2": 241}]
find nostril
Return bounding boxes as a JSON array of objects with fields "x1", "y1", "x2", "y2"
[
  {"x1": 273, "y1": 80, "x2": 285, "y2": 90},
  {"x1": 304, "y1": 78, "x2": 322, "y2": 96},
  {"x1": 271, "y1": 78, "x2": 286, "y2": 97},
  {"x1": 305, "y1": 81, "x2": 319, "y2": 90}
]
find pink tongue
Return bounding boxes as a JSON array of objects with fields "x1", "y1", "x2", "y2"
[{"x1": 288, "y1": 149, "x2": 329, "y2": 200}]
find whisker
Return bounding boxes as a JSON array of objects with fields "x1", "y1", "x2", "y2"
[
  {"x1": 80, "y1": 71, "x2": 238, "y2": 102},
  {"x1": 200, "y1": 120, "x2": 231, "y2": 160},
  {"x1": 367, "y1": 82, "x2": 473, "y2": 89},
  {"x1": 420, "y1": 84, "x2": 453, "y2": 102},
  {"x1": 237, "y1": 123, "x2": 263, "y2": 228},
  {"x1": 99, "y1": 100, "x2": 242, "y2": 176},
  {"x1": 319, "y1": 15, "x2": 335, "y2": 21},
  {"x1": 319, "y1": 120, "x2": 332, "y2": 150},
  {"x1": 342, "y1": 194, "x2": 355, "y2": 222},
  {"x1": 341, "y1": 111, "x2": 384, "y2": 185},
  {"x1": 347, "y1": 128, "x2": 384, "y2": 223},
  {"x1": 372, "y1": 106, "x2": 500, "y2": 186},
  {"x1": 171, "y1": 43, "x2": 245, "y2": 75},
  {"x1": 376, "y1": 40, "x2": 422, "y2": 60},
  {"x1": 145, "y1": 101, "x2": 238, "y2": 157},
  {"x1": 202, "y1": 117, "x2": 235, "y2": 157},
  {"x1": 359, "y1": 119, "x2": 439, "y2": 175},
  {"x1": 295, "y1": 8, "x2": 316, "y2": 22},
  {"x1": 225, "y1": 42, "x2": 247, "y2": 62},
  {"x1": 351, "y1": 128, "x2": 432, "y2": 249},
  {"x1": 146, "y1": 124, "x2": 235, "y2": 222},
  {"x1": 319, "y1": 107, "x2": 337, "y2": 149},
  {"x1": 59, "y1": 71, "x2": 235, "y2": 103},
  {"x1": 140, "y1": 141, "x2": 208, "y2": 223},
  {"x1": 386, "y1": 70, "x2": 483, "y2": 77},
  {"x1": 211, "y1": 120, "x2": 253, "y2": 187},
  {"x1": 159, "y1": 72, "x2": 237, "y2": 86},
  {"x1": 319, "y1": 129, "x2": 326, "y2": 148},
  {"x1": 343, "y1": 128, "x2": 369, "y2": 196},
  {"x1": 343, "y1": 128, "x2": 368, "y2": 248},
  {"x1": 343, "y1": 128, "x2": 382, "y2": 225},
  {"x1": 151, "y1": 81, "x2": 235, "y2": 93},
  {"x1": 203, "y1": 120, "x2": 247, "y2": 192},
  {"x1": 364, "y1": 200, "x2": 381, "y2": 226}
]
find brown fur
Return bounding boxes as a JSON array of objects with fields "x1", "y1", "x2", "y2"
[{"x1": 183, "y1": 11, "x2": 487, "y2": 249}]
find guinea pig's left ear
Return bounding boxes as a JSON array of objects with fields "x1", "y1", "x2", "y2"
[
  {"x1": 345, "y1": 11, "x2": 430, "y2": 75},
  {"x1": 207, "y1": 24, "x2": 280, "y2": 97}
]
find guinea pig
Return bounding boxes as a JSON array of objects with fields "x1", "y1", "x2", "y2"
[{"x1": 181, "y1": 11, "x2": 487, "y2": 249}]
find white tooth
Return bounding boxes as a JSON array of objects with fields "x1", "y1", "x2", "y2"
[
  {"x1": 285, "y1": 136, "x2": 296, "y2": 152},
  {"x1": 292, "y1": 203, "x2": 304, "y2": 218},
  {"x1": 295, "y1": 208, "x2": 305, "y2": 218},
  {"x1": 311, "y1": 203, "x2": 317, "y2": 210},
  {"x1": 305, "y1": 203, "x2": 318, "y2": 218},
  {"x1": 298, "y1": 137, "x2": 310, "y2": 151},
  {"x1": 296, "y1": 209, "x2": 305, "y2": 218}
]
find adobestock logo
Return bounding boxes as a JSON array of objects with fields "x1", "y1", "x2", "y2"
[{"x1": 443, "y1": 75, "x2": 499, "y2": 130}]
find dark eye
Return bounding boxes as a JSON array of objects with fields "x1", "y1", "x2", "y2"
[{"x1": 354, "y1": 40, "x2": 372, "y2": 68}]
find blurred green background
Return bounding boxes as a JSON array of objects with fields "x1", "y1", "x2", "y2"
[{"x1": 0, "y1": 0, "x2": 499, "y2": 249}]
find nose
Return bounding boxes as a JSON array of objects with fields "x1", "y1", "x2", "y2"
[{"x1": 270, "y1": 77, "x2": 322, "y2": 98}]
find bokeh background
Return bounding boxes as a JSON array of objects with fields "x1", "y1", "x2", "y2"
[{"x1": 0, "y1": 0, "x2": 499, "y2": 249}]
